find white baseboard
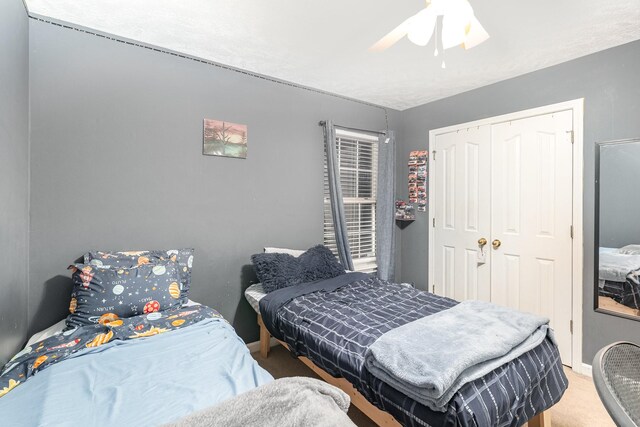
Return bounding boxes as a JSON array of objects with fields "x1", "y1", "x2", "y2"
[
  {"x1": 579, "y1": 363, "x2": 593, "y2": 377},
  {"x1": 246, "y1": 337, "x2": 278, "y2": 353}
]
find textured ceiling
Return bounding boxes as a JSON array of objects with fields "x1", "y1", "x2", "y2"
[{"x1": 25, "y1": 0, "x2": 640, "y2": 110}]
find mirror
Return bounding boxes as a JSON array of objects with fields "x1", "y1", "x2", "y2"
[{"x1": 595, "y1": 138, "x2": 640, "y2": 319}]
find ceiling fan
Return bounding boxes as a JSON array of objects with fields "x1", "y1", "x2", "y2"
[{"x1": 370, "y1": 0, "x2": 489, "y2": 52}]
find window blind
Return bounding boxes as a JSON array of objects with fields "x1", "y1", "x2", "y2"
[{"x1": 324, "y1": 130, "x2": 378, "y2": 273}]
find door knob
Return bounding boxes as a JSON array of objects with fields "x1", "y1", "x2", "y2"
[
  {"x1": 478, "y1": 238, "x2": 487, "y2": 248},
  {"x1": 492, "y1": 239, "x2": 501, "y2": 249}
]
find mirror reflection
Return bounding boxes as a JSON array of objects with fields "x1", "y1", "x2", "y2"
[{"x1": 597, "y1": 138, "x2": 640, "y2": 318}]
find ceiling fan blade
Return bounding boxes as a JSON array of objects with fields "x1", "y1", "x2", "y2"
[
  {"x1": 407, "y1": 8, "x2": 437, "y2": 47},
  {"x1": 463, "y1": 16, "x2": 489, "y2": 49},
  {"x1": 369, "y1": 15, "x2": 415, "y2": 52}
]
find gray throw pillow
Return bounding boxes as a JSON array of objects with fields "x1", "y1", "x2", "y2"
[{"x1": 251, "y1": 245, "x2": 345, "y2": 293}]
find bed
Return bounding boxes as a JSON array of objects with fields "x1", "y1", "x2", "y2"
[
  {"x1": 598, "y1": 247, "x2": 640, "y2": 312},
  {"x1": 246, "y1": 268, "x2": 567, "y2": 427},
  {"x1": 0, "y1": 248, "x2": 355, "y2": 426},
  {"x1": 0, "y1": 303, "x2": 275, "y2": 425}
]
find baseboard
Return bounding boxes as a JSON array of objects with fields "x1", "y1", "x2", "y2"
[
  {"x1": 580, "y1": 363, "x2": 593, "y2": 377},
  {"x1": 246, "y1": 337, "x2": 278, "y2": 353}
]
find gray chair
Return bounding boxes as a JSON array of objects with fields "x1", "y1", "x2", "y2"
[{"x1": 593, "y1": 342, "x2": 640, "y2": 427}]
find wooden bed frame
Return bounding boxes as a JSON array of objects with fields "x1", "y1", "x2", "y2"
[{"x1": 257, "y1": 315, "x2": 550, "y2": 427}]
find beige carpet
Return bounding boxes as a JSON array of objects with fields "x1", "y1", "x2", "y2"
[
  {"x1": 252, "y1": 345, "x2": 613, "y2": 427},
  {"x1": 549, "y1": 368, "x2": 614, "y2": 427}
]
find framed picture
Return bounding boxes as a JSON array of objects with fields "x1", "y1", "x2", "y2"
[{"x1": 203, "y1": 119, "x2": 247, "y2": 159}]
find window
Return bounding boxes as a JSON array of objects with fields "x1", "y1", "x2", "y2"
[{"x1": 324, "y1": 129, "x2": 378, "y2": 273}]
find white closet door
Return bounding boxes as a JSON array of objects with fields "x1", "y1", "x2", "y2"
[
  {"x1": 433, "y1": 126, "x2": 491, "y2": 302},
  {"x1": 490, "y1": 110, "x2": 573, "y2": 364}
]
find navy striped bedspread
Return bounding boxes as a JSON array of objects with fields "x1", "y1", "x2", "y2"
[
  {"x1": 600, "y1": 279, "x2": 640, "y2": 309},
  {"x1": 259, "y1": 273, "x2": 568, "y2": 427}
]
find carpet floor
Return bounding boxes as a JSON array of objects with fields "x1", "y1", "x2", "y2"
[{"x1": 252, "y1": 345, "x2": 613, "y2": 427}]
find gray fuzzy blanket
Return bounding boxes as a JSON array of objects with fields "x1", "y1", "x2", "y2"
[
  {"x1": 365, "y1": 300, "x2": 551, "y2": 411},
  {"x1": 164, "y1": 377, "x2": 355, "y2": 427}
]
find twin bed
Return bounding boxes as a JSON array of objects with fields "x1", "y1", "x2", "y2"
[
  {"x1": 599, "y1": 246, "x2": 640, "y2": 312},
  {"x1": 0, "y1": 248, "x2": 354, "y2": 426},
  {"x1": 0, "y1": 304, "x2": 274, "y2": 425},
  {"x1": 247, "y1": 247, "x2": 568, "y2": 427}
]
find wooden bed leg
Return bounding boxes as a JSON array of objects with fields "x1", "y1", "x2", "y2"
[
  {"x1": 257, "y1": 315, "x2": 270, "y2": 358},
  {"x1": 528, "y1": 410, "x2": 550, "y2": 427}
]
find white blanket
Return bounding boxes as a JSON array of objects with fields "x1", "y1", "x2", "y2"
[{"x1": 599, "y1": 251, "x2": 640, "y2": 282}]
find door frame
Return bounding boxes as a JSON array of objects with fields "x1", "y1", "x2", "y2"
[{"x1": 427, "y1": 99, "x2": 584, "y2": 372}]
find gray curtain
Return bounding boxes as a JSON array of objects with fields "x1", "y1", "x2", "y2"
[
  {"x1": 323, "y1": 120, "x2": 355, "y2": 271},
  {"x1": 376, "y1": 131, "x2": 396, "y2": 281}
]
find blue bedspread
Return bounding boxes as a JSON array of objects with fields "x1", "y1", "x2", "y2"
[
  {"x1": 0, "y1": 306, "x2": 273, "y2": 426},
  {"x1": 259, "y1": 273, "x2": 568, "y2": 427}
]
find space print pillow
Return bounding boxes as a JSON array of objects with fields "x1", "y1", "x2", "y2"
[
  {"x1": 66, "y1": 262, "x2": 183, "y2": 328},
  {"x1": 83, "y1": 248, "x2": 194, "y2": 303}
]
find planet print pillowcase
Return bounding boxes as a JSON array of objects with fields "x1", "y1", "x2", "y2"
[
  {"x1": 83, "y1": 248, "x2": 194, "y2": 303},
  {"x1": 66, "y1": 262, "x2": 183, "y2": 328}
]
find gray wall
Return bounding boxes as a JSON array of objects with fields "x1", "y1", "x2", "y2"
[
  {"x1": 599, "y1": 141, "x2": 640, "y2": 248},
  {"x1": 27, "y1": 19, "x2": 396, "y2": 343},
  {"x1": 397, "y1": 39, "x2": 640, "y2": 363},
  {"x1": 17, "y1": 12, "x2": 640, "y2": 365},
  {"x1": 0, "y1": 0, "x2": 30, "y2": 365}
]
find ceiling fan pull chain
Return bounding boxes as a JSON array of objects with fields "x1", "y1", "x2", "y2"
[{"x1": 434, "y1": 19, "x2": 439, "y2": 56}]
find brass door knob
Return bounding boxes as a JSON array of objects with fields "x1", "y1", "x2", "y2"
[
  {"x1": 492, "y1": 239, "x2": 501, "y2": 249},
  {"x1": 478, "y1": 238, "x2": 487, "y2": 247}
]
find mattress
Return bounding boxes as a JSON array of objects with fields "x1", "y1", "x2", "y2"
[
  {"x1": 245, "y1": 283, "x2": 267, "y2": 313},
  {"x1": 258, "y1": 272, "x2": 568, "y2": 427}
]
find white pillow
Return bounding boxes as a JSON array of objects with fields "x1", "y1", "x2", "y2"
[
  {"x1": 263, "y1": 247, "x2": 305, "y2": 257},
  {"x1": 620, "y1": 245, "x2": 640, "y2": 255},
  {"x1": 25, "y1": 319, "x2": 66, "y2": 347}
]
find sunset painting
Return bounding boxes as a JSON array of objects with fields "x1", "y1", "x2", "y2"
[{"x1": 203, "y1": 119, "x2": 247, "y2": 159}]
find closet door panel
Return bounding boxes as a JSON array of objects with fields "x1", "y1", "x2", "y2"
[
  {"x1": 433, "y1": 126, "x2": 491, "y2": 302},
  {"x1": 490, "y1": 110, "x2": 573, "y2": 364}
]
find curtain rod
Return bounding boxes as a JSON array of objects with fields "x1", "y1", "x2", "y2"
[{"x1": 318, "y1": 121, "x2": 387, "y2": 136}]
